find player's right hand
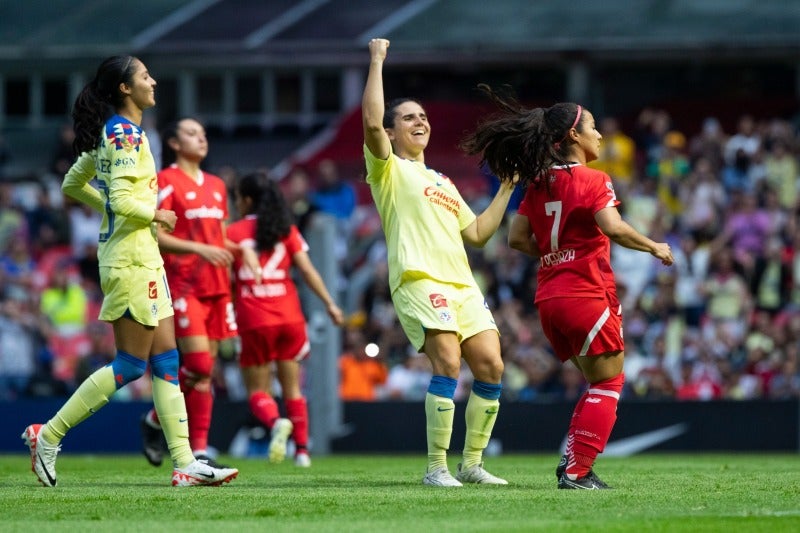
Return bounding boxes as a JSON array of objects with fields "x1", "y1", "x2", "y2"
[
  {"x1": 201, "y1": 244, "x2": 234, "y2": 266},
  {"x1": 652, "y1": 242, "x2": 674, "y2": 266},
  {"x1": 369, "y1": 38, "x2": 389, "y2": 61},
  {"x1": 154, "y1": 209, "x2": 177, "y2": 232}
]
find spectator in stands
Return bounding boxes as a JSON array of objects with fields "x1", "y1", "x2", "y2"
[
  {"x1": 0, "y1": 183, "x2": 25, "y2": 252},
  {"x1": 227, "y1": 172, "x2": 344, "y2": 467},
  {"x1": 0, "y1": 290, "x2": 37, "y2": 400},
  {"x1": 465, "y1": 85, "x2": 672, "y2": 490},
  {"x1": 25, "y1": 183, "x2": 70, "y2": 259},
  {"x1": 339, "y1": 326, "x2": 388, "y2": 401},
  {"x1": 363, "y1": 38, "x2": 517, "y2": 487},
  {"x1": 724, "y1": 114, "x2": 761, "y2": 166},
  {"x1": 679, "y1": 157, "x2": 726, "y2": 240},
  {"x1": 385, "y1": 350, "x2": 433, "y2": 401},
  {"x1": 590, "y1": 116, "x2": 636, "y2": 186},
  {"x1": 311, "y1": 158, "x2": 357, "y2": 222},
  {"x1": 23, "y1": 55, "x2": 238, "y2": 488},
  {"x1": 282, "y1": 166, "x2": 318, "y2": 233},
  {"x1": 763, "y1": 140, "x2": 798, "y2": 210},
  {"x1": 688, "y1": 117, "x2": 726, "y2": 172},
  {"x1": 50, "y1": 123, "x2": 77, "y2": 178}
]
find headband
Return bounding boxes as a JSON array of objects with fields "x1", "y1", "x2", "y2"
[{"x1": 554, "y1": 105, "x2": 582, "y2": 149}]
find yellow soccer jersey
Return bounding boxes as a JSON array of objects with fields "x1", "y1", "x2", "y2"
[
  {"x1": 365, "y1": 144, "x2": 477, "y2": 293},
  {"x1": 62, "y1": 115, "x2": 161, "y2": 269}
]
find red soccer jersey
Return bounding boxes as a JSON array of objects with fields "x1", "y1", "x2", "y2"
[
  {"x1": 517, "y1": 164, "x2": 621, "y2": 303},
  {"x1": 157, "y1": 165, "x2": 230, "y2": 298},
  {"x1": 226, "y1": 217, "x2": 308, "y2": 331}
]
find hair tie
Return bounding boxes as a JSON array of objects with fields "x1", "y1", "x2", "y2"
[{"x1": 554, "y1": 105, "x2": 582, "y2": 150}]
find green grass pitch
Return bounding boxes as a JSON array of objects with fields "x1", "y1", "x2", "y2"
[{"x1": 1, "y1": 453, "x2": 799, "y2": 532}]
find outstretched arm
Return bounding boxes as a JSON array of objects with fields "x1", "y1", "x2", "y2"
[
  {"x1": 362, "y1": 38, "x2": 392, "y2": 160},
  {"x1": 595, "y1": 206, "x2": 674, "y2": 265}
]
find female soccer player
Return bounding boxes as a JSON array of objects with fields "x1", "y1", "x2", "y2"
[
  {"x1": 139, "y1": 118, "x2": 237, "y2": 468},
  {"x1": 362, "y1": 38, "x2": 517, "y2": 487},
  {"x1": 461, "y1": 85, "x2": 674, "y2": 489},
  {"x1": 226, "y1": 173, "x2": 344, "y2": 467},
  {"x1": 21, "y1": 55, "x2": 238, "y2": 487}
]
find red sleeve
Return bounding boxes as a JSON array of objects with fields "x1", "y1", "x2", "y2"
[
  {"x1": 285, "y1": 225, "x2": 310, "y2": 256},
  {"x1": 589, "y1": 170, "x2": 620, "y2": 215}
]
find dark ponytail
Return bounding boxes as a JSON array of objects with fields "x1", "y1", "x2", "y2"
[
  {"x1": 72, "y1": 55, "x2": 136, "y2": 156},
  {"x1": 460, "y1": 84, "x2": 583, "y2": 189},
  {"x1": 237, "y1": 172, "x2": 293, "y2": 251},
  {"x1": 160, "y1": 120, "x2": 180, "y2": 169}
]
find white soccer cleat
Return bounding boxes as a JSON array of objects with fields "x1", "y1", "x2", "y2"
[
  {"x1": 422, "y1": 467, "x2": 463, "y2": 487},
  {"x1": 294, "y1": 451, "x2": 311, "y2": 468},
  {"x1": 268, "y1": 418, "x2": 294, "y2": 464},
  {"x1": 21, "y1": 424, "x2": 61, "y2": 487},
  {"x1": 172, "y1": 458, "x2": 239, "y2": 487},
  {"x1": 455, "y1": 462, "x2": 508, "y2": 485}
]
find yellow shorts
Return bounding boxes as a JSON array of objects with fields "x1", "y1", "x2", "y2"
[
  {"x1": 98, "y1": 265, "x2": 174, "y2": 327},
  {"x1": 392, "y1": 278, "x2": 498, "y2": 351}
]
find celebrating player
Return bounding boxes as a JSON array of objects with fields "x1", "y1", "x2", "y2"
[
  {"x1": 22, "y1": 56, "x2": 238, "y2": 487},
  {"x1": 362, "y1": 38, "x2": 518, "y2": 487},
  {"x1": 461, "y1": 84, "x2": 674, "y2": 489},
  {"x1": 139, "y1": 117, "x2": 239, "y2": 468},
  {"x1": 226, "y1": 173, "x2": 344, "y2": 467}
]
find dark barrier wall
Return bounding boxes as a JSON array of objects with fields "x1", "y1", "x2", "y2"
[{"x1": 1, "y1": 399, "x2": 797, "y2": 453}]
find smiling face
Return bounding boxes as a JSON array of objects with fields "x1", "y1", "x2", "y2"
[
  {"x1": 385, "y1": 100, "x2": 430, "y2": 161},
  {"x1": 122, "y1": 59, "x2": 157, "y2": 111}
]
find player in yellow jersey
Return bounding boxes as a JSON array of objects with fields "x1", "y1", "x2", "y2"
[
  {"x1": 20, "y1": 55, "x2": 238, "y2": 487},
  {"x1": 362, "y1": 38, "x2": 518, "y2": 487}
]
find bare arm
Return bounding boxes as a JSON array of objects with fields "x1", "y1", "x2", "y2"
[
  {"x1": 595, "y1": 206, "x2": 674, "y2": 265},
  {"x1": 461, "y1": 178, "x2": 518, "y2": 248},
  {"x1": 507, "y1": 214, "x2": 540, "y2": 257},
  {"x1": 362, "y1": 38, "x2": 392, "y2": 160},
  {"x1": 157, "y1": 227, "x2": 233, "y2": 266},
  {"x1": 293, "y1": 250, "x2": 345, "y2": 326}
]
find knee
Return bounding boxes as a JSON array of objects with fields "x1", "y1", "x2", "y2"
[
  {"x1": 471, "y1": 357, "x2": 504, "y2": 384},
  {"x1": 110, "y1": 351, "x2": 147, "y2": 387}
]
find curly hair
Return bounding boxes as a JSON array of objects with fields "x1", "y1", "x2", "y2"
[
  {"x1": 72, "y1": 55, "x2": 137, "y2": 156},
  {"x1": 236, "y1": 172, "x2": 293, "y2": 251},
  {"x1": 460, "y1": 84, "x2": 584, "y2": 190}
]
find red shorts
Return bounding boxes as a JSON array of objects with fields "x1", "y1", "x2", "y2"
[
  {"x1": 238, "y1": 322, "x2": 309, "y2": 367},
  {"x1": 537, "y1": 296, "x2": 624, "y2": 362},
  {"x1": 172, "y1": 294, "x2": 237, "y2": 341}
]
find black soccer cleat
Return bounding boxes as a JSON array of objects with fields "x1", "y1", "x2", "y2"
[
  {"x1": 140, "y1": 414, "x2": 166, "y2": 467},
  {"x1": 558, "y1": 470, "x2": 612, "y2": 490},
  {"x1": 555, "y1": 454, "x2": 568, "y2": 479},
  {"x1": 194, "y1": 454, "x2": 233, "y2": 469}
]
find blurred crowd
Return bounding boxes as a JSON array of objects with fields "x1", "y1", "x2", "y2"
[{"x1": 2, "y1": 107, "x2": 800, "y2": 403}]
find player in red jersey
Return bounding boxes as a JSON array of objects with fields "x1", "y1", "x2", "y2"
[
  {"x1": 227, "y1": 173, "x2": 344, "y2": 467},
  {"x1": 461, "y1": 85, "x2": 674, "y2": 489},
  {"x1": 140, "y1": 118, "x2": 240, "y2": 468}
]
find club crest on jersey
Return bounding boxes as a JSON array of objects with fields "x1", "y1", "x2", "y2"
[
  {"x1": 107, "y1": 123, "x2": 142, "y2": 152},
  {"x1": 438, "y1": 310, "x2": 454, "y2": 324},
  {"x1": 429, "y1": 293, "x2": 448, "y2": 308},
  {"x1": 151, "y1": 303, "x2": 158, "y2": 318},
  {"x1": 148, "y1": 281, "x2": 158, "y2": 299}
]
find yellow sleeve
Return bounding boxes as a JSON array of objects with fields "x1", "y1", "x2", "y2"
[
  {"x1": 61, "y1": 152, "x2": 105, "y2": 213},
  {"x1": 108, "y1": 175, "x2": 155, "y2": 226}
]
